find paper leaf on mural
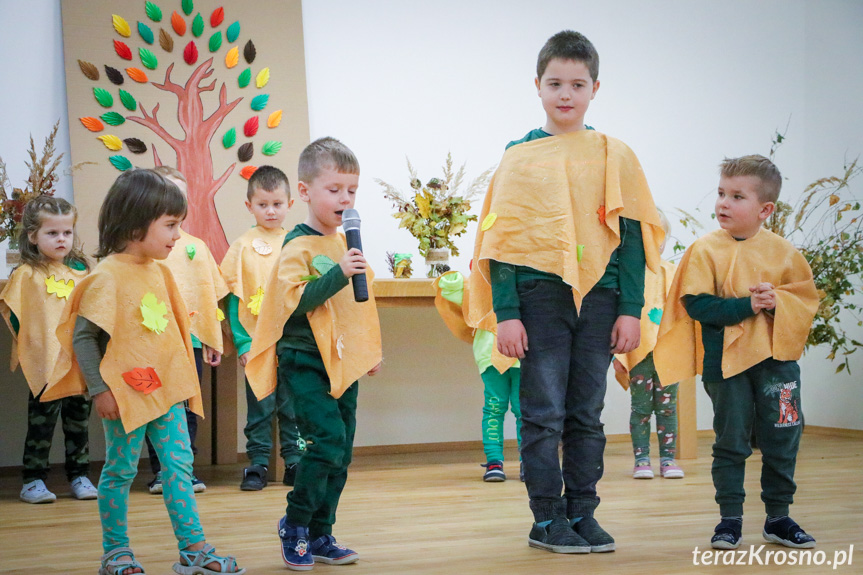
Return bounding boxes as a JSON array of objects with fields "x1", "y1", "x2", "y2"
[
  {"x1": 243, "y1": 116, "x2": 259, "y2": 137},
  {"x1": 238, "y1": 142, "x2": 253, "y2": 162},
  {"x1": 267, "y1": 110, "x2": 282, "y2": 128},
  {"x1": 78, "y1": 60, "x2": 100, "y2": 81},
  {"x1": 255, "y1": 67, "x2": 270, "y2": 88},
  {"x1": 250, "y1": 94, "x2": 269, "y2": 111},
  {"x1": 192, "y1": 13, "x2": 204, "y2": 37},
  {"x1": 93, "y1": 87, "x2": 114, "y2": 107},
  {"x1": 124, "y1": 138, "x2": 147, "y2": 154},
  {"x1": 119, "y1": 89, "x2": 137, "y2": 111},
  {"x1": 237, "y1": 67, "x2": 251, "y2": 88},
  {"x1": 247, "y1": 286, "x2": 264, "y2": 316},
  {"x1": 240, "y1": 165, "x2": 257, "y2": 180},
  {"x1": 98, "y1": 135, "x2": 124, "y2": 151},
  {"x1": 112, "y1": 14, "x2": 131, "y2": 38},
  {"x1": 45, "y1": 275, "x2": 75, "y2": 299},
  {"x1": 101, "y1": 111, "x2": 126, "y2": 126},
  {"x1": 209, "y1": 31, "x2": 222, "y2": 53},
  {"x1": 171, "y1": 11, "x2": 186, "y2": 35},
  {"x1": 114, "y1": 40, "x2": 133, "y2": 60},
  {"x1": 140, "y1": 292, "x2": 169, "y2": 334},
  {"x1": 139, "y1": 48, "x2": 158, "y2": 70},
  {"x1": 226, "y1": 21, "x2": 240, "y2": 43},
  {"x1": 126, "y1": 67, "x2": 148, "y2": 83},
  {"x1": 222, "y1": 127, "x2": 236, "y2": 148},
  {"x1": 262, "y1": 141, "x2": 282, "y2": 156},
  {"x1": 183, "y1": 41, "x2": 198, "y2": 65},
  {"x1": 211, "y1": 7, "x2": 224, "y2": 27},
  {"x1": 182, "y1": 0, "x2": 194, "y2": 16},
  {"x1": 145, "y1": 1, "x2": 162, "y2": 22},
  {"x1": 186, "y1": 244, "x2": 196, "y2": 260},
  {"x1": 159, "y1": 28, "x2": 174, "y2": 52},
  {"x1": 109, "y1": 155, "x2": 132, "y2": 171},
  {"x1": 104, "y1": 66, "x2": 124, "y2": 85},
  {"x1": 80, "y1": 117, "x2": 104, "y2": 132},
  {"x1": 138, "y1": 21, "x2": 154, "y2": 44},
  {"x1": 225, "y1": 46, "x2": 238, "y2": 68},
  {"x1": 122, "y1": 367, "x2": 162, "y2": 394},
  {"x1": 243, "y1": 40, "x2": 256, "y2": 64}
]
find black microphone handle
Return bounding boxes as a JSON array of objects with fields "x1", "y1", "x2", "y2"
[{"x1": 344, "y1": 228, "x2": 368, "y2": 302}]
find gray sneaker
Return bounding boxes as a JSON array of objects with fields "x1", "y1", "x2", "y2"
[
  {"x1": 572, "y1": 517, "x2": 616, "y2": 552},
  {"x1": 70, "y1": 476, "x2": 98, "y2": 500},
  {"x1": 20, "y1": 479, "x2": 56, "y2": 504},
  {"x1": 528, "y1": 517, "x2": 591, "y2": 553}
]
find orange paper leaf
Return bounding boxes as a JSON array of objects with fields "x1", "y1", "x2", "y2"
[
  {"x1": 225, "y1": 46, "x2": 238, "y2": 68},
  {"x1": 122, "y1": 367, "x2": 163, "y2": 394},
  {"x1": 126, "y1": 67, "x2": 149, "y2": 83},
  {"x1": 171, "y1": 11, "x2": 186, "y2": 36},
  {"x1": 267, "y1": 110, "x2": 282, "y2": 128},
  {"x1": 240, "y1": 165, "x2": 258, "y2": 180},
  {"x1": 79, "y1": 117, "x2": 105, "y2": 132},
  {"x1": 597, "y1": 205, "x2": 606, "y2": 226},
  {"x1": 210, "y1": 7, "x2": 224, "y2": 27}
]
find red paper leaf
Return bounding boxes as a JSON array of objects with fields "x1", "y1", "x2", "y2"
[
  {"x1": 122, "y1": 367, "x2": 162, "y2": 394},
  {"x1": 171, "y1": 11, "x2": 186, "y2": 36},
  {"x1": 243, "y1": 116, "x2": 259, "y2": 137},
  {"x1": 114, "y1": 40, "x2": 133, "y2": 60},
  {"x1": 210, "y1": 7, "x2": 224, "y2": 27},
  {"x1": 240, "y1": 165, "x2": 258, "y2": 180},
  {"x1": 183, "y1": 41, "x2": 198, "y2": 65}
]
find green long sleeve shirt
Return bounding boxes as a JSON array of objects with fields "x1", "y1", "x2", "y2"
[
  {"x1": 681, "y1": 294, "x2": 756, "y2": 383},
  {"x1": 227, "y1": 294, "x2": 253, "y2": 356}
]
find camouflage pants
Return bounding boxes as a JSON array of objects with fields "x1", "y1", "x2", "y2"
[{"x1": 23, "y1": 391, "x2": 92, "y2": 483}]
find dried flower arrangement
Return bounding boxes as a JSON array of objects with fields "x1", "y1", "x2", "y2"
[{"x1": 385, "y1": 251, "x2": 414, "y2": 278}]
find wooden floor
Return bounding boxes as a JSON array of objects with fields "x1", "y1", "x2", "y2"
[{"x1": 0, "y1": 433, "x2": 860, "y2": 575}]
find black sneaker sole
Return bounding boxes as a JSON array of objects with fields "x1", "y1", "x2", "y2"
[
  {"x1": 528, "y1": 538, "x2": 590, "y2": 554},
  {"x1": 711, "y1": 538, "x2": 741, "y2": 550},
  {"x1": 763, "y1": 530, "x2": 816, "y2": 549}
]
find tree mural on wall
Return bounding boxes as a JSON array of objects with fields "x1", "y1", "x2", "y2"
[{"x1": 74, "y1": 0, "x2": 284, "y2": 259}]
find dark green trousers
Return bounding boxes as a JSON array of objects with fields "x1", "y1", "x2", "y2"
[
  {"x1": 704, "y1": 358, "x2": 803, "y2": 517},
  {"x1": 279, "y1": 348, "x2": 358, "y2": 538},
  {"x1": 24, "y1": 391, "x2": 91, "y2": 483},
  {"x1": 244, "y1": 375, "x2": 303, "y2": 467}
]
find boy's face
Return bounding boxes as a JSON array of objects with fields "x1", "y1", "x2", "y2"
[
  {"x1": 535, "y1": 58, "x2": 599, "y2": 135},
  {"x1": 715, "y1": 175, "x2": 775, "y2": 239},
  {"x1": 245, "y1": 184, "x2": 291, "y2": 229},
  {"x1": 298, "y1": 165, "x2": 359, "y2": 235}
]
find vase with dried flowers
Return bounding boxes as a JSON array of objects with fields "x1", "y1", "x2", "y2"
[{"x1": 376, "y1": 154, "x2": 493, "y2": 277}]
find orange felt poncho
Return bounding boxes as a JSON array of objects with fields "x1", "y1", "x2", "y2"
[
  {"x1": 42, "y1": 254, "x2": 202, "y2": 433},
  {"x1": 653, "y1": 228, "x2": 819, "y2": 384},
  {"x1": 467, "y1": 130, "x2": 665, "y2": 332},
  {"x1": 245, "y1": 233, "x2": 382, "y2": 400}
]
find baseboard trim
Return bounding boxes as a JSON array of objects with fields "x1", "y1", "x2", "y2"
[{"x1": 803, "y1": 425, "x2": 863, "y2": 438}]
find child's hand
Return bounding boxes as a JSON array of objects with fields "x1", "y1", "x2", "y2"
[
  {"x1": 497, "y1": 319, "x2": 528, "y2": 359},
  {"x1": 750, "y1": 289, "x2": 776, "y2": 313},
  {"x1": 612, "y1": 358, "x2": 627, "y2": 374},
  {"x1": 610, "y1": 315, "x2": 640, "y2": 354},
  {"x1": 94, "y1": 390, "x2": 121, "y2": 420},
  {"x1": 367, "y1": 362, "x2": 382, "y2": 376},
  {"x1": 339, "y1": 248, "x2": 367, "y2": 278},
  {"x1": 750, "y1": 282, "x2": 775, "y2": 294},
  {"x1": 203, "y1": 344, "x2": 222, "y2": 367},
  {"x1": 239, "y1": 352, "x2": 250, "y2": 366}
]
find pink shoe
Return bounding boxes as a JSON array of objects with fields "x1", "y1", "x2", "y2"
[
  {"x1": 633, "y1": 462, "x2": 654, "y2": 479},
  {"x1": 660, "y1": 461, "x2": 684, "y2": 479}
]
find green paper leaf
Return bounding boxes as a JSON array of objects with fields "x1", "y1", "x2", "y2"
[
  {"x1": 222, "y1": 127, "x2": 236, "y2": 148},
  {"x1": 261, "y1": 140, "x2": 282, "y2": 156},
  {"x1": 138, "y1": 21, "x2": 154, "y2": 44},
  {"x1": 145, "y1": 1, "x2": 163, "y2": 22},
  {"x1": 250, "y1": 94, "x2": 269, "y2": 111},
  {"x1": 312, "y1": 255, "x2": 337, "y2": 276},
  {"x1": 577, "y1": 244, "x2": 585, "y2": 262},
  {"x1": 182, "y1": 0, "x2": 193, "y2": 16},
  {"x1": 226, "y1": 21, "x2": 240, "y2": 43},
  {"x1": 192, "y1": 13, "x2": 204, "y2": 37},
  {"x1": 299, "y1": 274, "x2": 320, "y2": 282},
  {"x1": 140, "y1": 292, "x2": 169, "y2": 334},
  {"x1": 119, "y1": 89, "x2": 137, "y2": 111},
  {"x1": 648, "y1": 307, "x2": 663, "y2": 325},
  {"x1": 237, "y1": 67, "x2": 251, "y2": 88},
  {"x1": 186, "y1": 244, "x2": 196, "y2": 260},
  {"x1": 93, "y1": 87, "x2": 114, "y2": 107},
  {"x1": 139, "y1": 47, "x2": 158, "y2": 70},
  {"x1": 208, "y1": 31, "x2": 222, "y2": 52},
  {"x1": 101, "y1": 111, "x2": 126, "y2": 126},
  {"x1": 109, "y1": 155, "x2": 132, "y2": 171}
]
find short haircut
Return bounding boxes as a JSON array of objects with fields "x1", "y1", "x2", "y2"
[
  {"x1": 720, "y1": 155, "x2": 782, "y2": 203},
  {"x1": 151, "y1": 165, "x2": 186, "y2": 183},
  {"x1": 298, "y1": 137, "x2": 360, "y2": 184},
  {"x1": 247, "y1": 165, "x2": 290, "y2": 200},
  {"x1": 537, "y1": 30, "x2": 599, "y2": 82},
  {"x1": 18, "y1": 195, "x2": 90, "y2": 272},
  {"x1": 96, "y1": 168, "x2": 187, "y2": 258}
]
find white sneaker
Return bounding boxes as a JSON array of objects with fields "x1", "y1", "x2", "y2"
[
  {"x1": 70, "y1": 476, "x2": 98, "y2": 499},
  {"x1": 20, "y1": 479, "x2": 57, "y2": 504}
]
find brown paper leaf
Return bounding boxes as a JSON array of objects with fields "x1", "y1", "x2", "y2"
[
  {"x1": 159, "y1": 28, "x2": 174, "y2": 52},
  {"x1": 124, "y1": 138, "x2": 147, "y2": 154},
  {"x1": 104, "y1": 65, "x2": 124, "y2": 85},
  {"x1": 78, "y1": 59, "x2": 99, "y2": 81},
  {"x1": 238, "y1": 142, "x2": 253, "y2": 162},
  {"x1": 243, "y1": 39, "x2": 256, "y2": 64}
]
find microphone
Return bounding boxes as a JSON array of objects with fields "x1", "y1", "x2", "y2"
[{"x1": 341, "y1": 208, "x2": 368, "y2": 302}]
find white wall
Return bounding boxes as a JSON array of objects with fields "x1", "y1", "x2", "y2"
[{"x1": 1, "y1": 0, "x2": 861, "y2": 466}]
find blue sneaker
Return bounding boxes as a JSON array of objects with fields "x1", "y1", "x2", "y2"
[
  {"x1": 278, "y1": 516, "x2": 314, "y2": 571},
  {"x1": 481, "y1": 460, "x2": 506, "y2": 482},
  {"x1": 310, "y1": 534, "x2": 359, "y2": 565}
]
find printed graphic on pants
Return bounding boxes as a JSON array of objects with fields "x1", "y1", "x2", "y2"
[{"x1": 768, "y1": 380, "x2": 801, "y2": 428}]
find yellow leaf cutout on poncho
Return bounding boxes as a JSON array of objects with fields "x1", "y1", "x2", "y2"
[
  {"x1": 467, "y1": 130, "x2": 665, "y2": 333},
  {"x1": 140, "y1": 292, "x2": 168, "y2": 334},
  {"x1": 45, "y1": 275, "x2": 75, "y2": 300},
  {"x1": 653, "y1": 228, "x2": 819, "y2": 385},
  {"x1": 246, "y1": 233, "x2": 382, "y2": 400},
  {"x1": 247, "y1": 286, "x2": 264, "y2": 316}
]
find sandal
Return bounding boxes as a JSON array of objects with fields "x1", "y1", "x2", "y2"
[
  {"x1": 99, "y1": 547, "x2": 145, "y2": 575},
  {"x1": 173, "y1": 543, "x2": 245, "y2": 575}
]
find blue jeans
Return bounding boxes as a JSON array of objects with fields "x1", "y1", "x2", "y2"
[{"x1": 517, "y1": 281, "x2": 617, "y2": 522}]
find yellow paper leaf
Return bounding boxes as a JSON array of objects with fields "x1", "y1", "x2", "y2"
[
  {"x1": 216, "y1": 308, "x2": 225, "y2": 321},
  {"x1": 113, "y1": 14, "x2": 131, "y2": 37},
  {"x1": 98, "y1": 135, "x2": 124, "y2": 151},
  {"x1": 481, "y1": 212, "x2": 497, "y2": 231},
  {"x1": 45, "y1": 275, "x2": 75, "y2": 300},
  {"x1": 247, "y1": 286, "x2": 264, "y2": 316},
  {"x1": 140, "y1": 292, "x2": 169, "y2": 334},
  {"x1": 225, "y1": 46, "x2": 239, "y2": 68},
  {"x1": 267, "y1": 109, "x2": 282, "y2": 128},
  {"x1": 416, "y1": 193, "x2": 431, "y2": 219},
  {"x1": 255, "y1": 67, "x2": 270, "y2": 88}
]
